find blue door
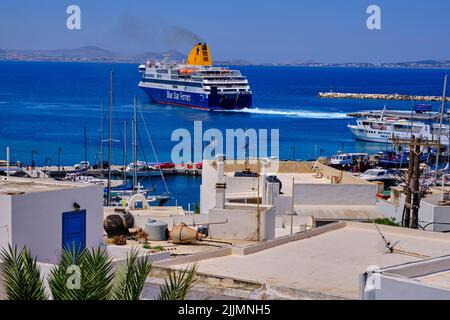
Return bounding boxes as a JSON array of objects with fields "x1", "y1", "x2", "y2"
[{"x1": 62, "y1": 210, "x2": 86, "y2": 251}]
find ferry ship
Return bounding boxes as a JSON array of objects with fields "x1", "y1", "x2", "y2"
[
  {"x1": 347, "y1": 106, "x2": 450, "y2": 144},
  {"x1": 138, "y1": 43, "x2": 252, "y2": 110}
]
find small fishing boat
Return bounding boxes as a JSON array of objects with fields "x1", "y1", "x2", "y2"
[{"x1": 359, "y1": 168, "x2": 399, "y2": 186}]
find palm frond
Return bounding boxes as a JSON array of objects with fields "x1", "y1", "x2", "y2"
[
  {"x1": 82, "y1": 247, "x2": 115, "y2": 300},
  {"x1": 0, "y1": 245, "x2": 47, "y2": 300},
  {"x1": 157, "y1": 264, "x2": 197, "y2": 300},
  {"x1": 48, "y1": 246, "x2": 114, "y2": 300},
  {"x1": 111, "y1": 248, "x2": 152, "y2": 300}
]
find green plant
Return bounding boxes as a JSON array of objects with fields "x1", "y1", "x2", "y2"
[
  {"x1": 158, "y1": 264, "x2": 198, "y2": 300},
  {"x1": 0, "y1": 245, "x2": 47, "y2": 300},
  {"x1": 142, "y1": 245, "x2": 164, "y2": 252},
  {"x1": 48, "y1": 246, "x2": 114, "y2": 300},
  {"x1": 194, "y1": 203, "x2": 200, "y2": 214},
  {"x1": 111, "y1": 248, "x2": 153, "y2": 300},
  {"x1": 0, "y1": 245, "x2": 197, "y2": 301},
  {"x1": 370, "y1": 217, "x2": 400, "y2": 227}
]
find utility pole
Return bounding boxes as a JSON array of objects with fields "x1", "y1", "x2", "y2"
[
  {"x1": 411, "y1": 138, "x2": 422, "y2": 229},
  {"x1": 394, "y1": 137, "x2": 438, "y2": 229},
  {"x1": 435, "y1": 74, "x2": 448, "y2": 178},
  {"x1": 291, "y1": 146, "x2": 296, "y2": 161},
  {"x1": 402, "y1": 137, "x2": 415, "y2": 228}
]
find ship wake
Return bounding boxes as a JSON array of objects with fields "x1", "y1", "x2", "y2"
[{"x1": 225, "y1": 107, "x2": 350, "y2": 119}]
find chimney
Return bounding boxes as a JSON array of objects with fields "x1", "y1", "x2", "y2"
[{"x1": 215, "y1": 154, "x2": 226, "y2": 209}]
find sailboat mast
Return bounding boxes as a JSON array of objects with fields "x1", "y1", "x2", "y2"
[
  {"x1": 107, "y1": 71, "x2": 113, "y2": 206},
  {"x1": 133, "y1": 96, "x2": 138, "y2": 193},
  {"x1": 123, "y1": 120, "x2": 127, "y2": 182},
  {"x1": 100, "y1": 102, "x2": 104, "y2": 179},
  {"x1": 435, "y1": 74, "x2": 448, "y2": 176}
]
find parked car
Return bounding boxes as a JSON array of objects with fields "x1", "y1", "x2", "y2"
[
  {"x1": 194, "y1": 162, "x2": 203, "y2": 169},
  {"x1": 92, "y1": 161, "x2": 109, "y2": 169},
  {"x1": 154, "y1": 162, "x2": 176, "y2": 169},
  {"x1": 74, "y1": 161, "x2": 91, "y2": 170}
]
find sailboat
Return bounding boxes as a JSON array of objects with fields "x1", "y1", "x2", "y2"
[{"x1": 105, "y1": 92, "x2": 170, "y2": 207}]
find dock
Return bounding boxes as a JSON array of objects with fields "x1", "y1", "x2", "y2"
[
  {"x1": 318, "y1": 92, "x2": 450, "y2": 102},
  {"x1": 25, "y1": 164, "x2": 202, "y2": 179}
]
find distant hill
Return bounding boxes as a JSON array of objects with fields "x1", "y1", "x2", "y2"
[
  {"x1": 279, "y1": 59, "x2": 450, "y2": 68},
  {"x1": 0, "y1": 46, "x2": 118, "y2": 62},
  {"x1": 0, "y1": 46, "x2": 448, "y2": 68},
  {"x1": 132, "y1": 50, "x2": 186, "y2": 63}
]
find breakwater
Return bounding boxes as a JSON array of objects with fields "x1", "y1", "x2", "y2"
[{"x1": 318, "y1": 92, "x2": 450, "y2": 102}]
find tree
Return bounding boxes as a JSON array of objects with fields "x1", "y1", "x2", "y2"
[{"x1": 0, "y1": 245, "x2": 48, "y2": 300}]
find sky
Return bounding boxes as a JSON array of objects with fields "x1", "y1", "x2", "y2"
[{"x1": 0, "y1": 0, "x2": 449, "y2": 63}]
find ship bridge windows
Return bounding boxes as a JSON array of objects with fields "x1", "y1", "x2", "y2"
[{"x1": 156, "y1": 69, "x2": 169, "y2": 74}]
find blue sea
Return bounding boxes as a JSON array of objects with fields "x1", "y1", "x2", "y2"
[{"x1": 0, "y1": 61, "x2": 449, "y2": 208}]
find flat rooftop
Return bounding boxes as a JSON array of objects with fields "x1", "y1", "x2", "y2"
[
  {"x1": 0, "y1": 177, "x2": 97, "y2": 195},
  {"x1": 415, "y1": 271, "x2": 450, "y2": 291},
  {"x1": 171, "y1": 222, "x2": 450, "y2": 299}
]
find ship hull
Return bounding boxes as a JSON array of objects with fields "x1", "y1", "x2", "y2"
[
  {"x1": 139, "y1": 85, "x2": 252, "y2": 111},
  {"x1": 348, "y1": 124, "x2": 450, "y2": 145}
]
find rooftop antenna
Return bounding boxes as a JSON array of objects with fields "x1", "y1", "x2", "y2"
[{"x1": 374, "y1": 223, "x2": 399, "y2": 254}]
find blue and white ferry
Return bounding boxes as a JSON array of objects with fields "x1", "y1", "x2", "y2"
[{"x1": 138, "y1": 43, "x2": 252, "y2": 110}]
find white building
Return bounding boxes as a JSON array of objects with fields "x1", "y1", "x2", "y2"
[
  {"x1": 377, "y1": 187, "x2": 450, "y2": 232},
  {"x1": 200, "y1": 157, "x2": 383, "y2": 241},
  {"x1": 0, "y1": 177, "x2": 104, "y2": 264},
  {"x1": 361, "y1": 255, "x2": 450, "y2": 300}
]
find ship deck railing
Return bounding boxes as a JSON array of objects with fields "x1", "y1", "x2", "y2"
[{"x1": 347, "y1": 110, "x2": 450, "y2": 122}]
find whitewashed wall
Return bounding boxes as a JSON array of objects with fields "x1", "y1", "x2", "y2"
[{"x1": 8, "y1": 185, "x2": 104, "y2": 264}]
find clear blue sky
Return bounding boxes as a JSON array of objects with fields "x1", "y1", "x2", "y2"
[{"x1": 0, "y1": 0, "x2": 449, "y2": 63}]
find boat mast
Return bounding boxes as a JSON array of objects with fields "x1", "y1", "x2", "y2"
[
  {"x1": 133, "y1": 96, "x2": 138, "y2": 194},
  {"x1": 123, "y1": 120, "x2": 127, "y2": 183},
  {"x1": 435, "y1": 73, "x2": 448, "y2": 177},
  {"x1": 107, "y1": 71, "x2": 113, "y2": 206},
  {"x1": 100, "y1": 102, "x2": 104, "y2": 180},
  {"x1": 84, "y1": 126, "x2": 87, "y2": 165}
]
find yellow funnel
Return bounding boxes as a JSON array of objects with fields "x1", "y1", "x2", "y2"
[
  {"x1": 186, "y1": 43, "x2": 212, "y2": 67},
  {"x1": 171, "y1": 223, "x2": 206, "y2": 244}
]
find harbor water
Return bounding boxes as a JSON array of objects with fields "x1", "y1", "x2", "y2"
[{"x1": 1, "y1": 61, "x2": 449, "y2": 207}]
